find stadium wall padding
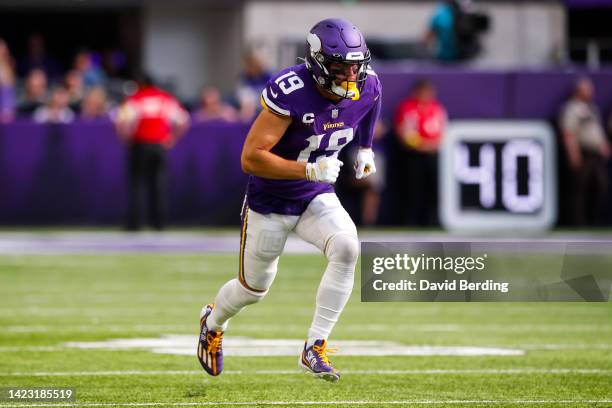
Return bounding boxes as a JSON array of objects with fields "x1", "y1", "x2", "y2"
[
  {"x1": 2, "y1": 68, "x2": 612, "y2": 225},
  {"x1": 0, "y1": 121, "x2": 250, "y2": 226},
  {"x1": 375, "y1": 67, "x2": 612, "y2": 120}
]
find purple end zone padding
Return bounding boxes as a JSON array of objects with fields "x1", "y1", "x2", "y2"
[{"x1": 1, "y1": 68, "x2": 612, "y2": 225}]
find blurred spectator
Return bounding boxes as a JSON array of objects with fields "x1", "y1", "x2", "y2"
[
  {"x1": 237, "y1": 52, "x2": 271, "y2": 95},
  {"x1": 0, "y1": 38, "x2": 16, "y2": 122},
  {"x1": 192, "y1": 86, "x2": 238, "y2": 122},
  {"x1": 115, "y1": 73, "x2": 189, "y2": 231},
  {"x1": 236, "y1": 52, "x2": 271, "y2": 117},
  {"x1": 18, "y1": 34, "x2": 61, "y2": 80},
  {"x1": 236, "y1": 87, "x2": 258, "y2": 122},
  {"x1": 64, "y1": 70, "x2": 85, "y2": 112},
  {"x1": 32, "y1": 86, "x2": 75, "y2": 124},
  {"x1": 424, "y1": 0, "x2": 489, "y2": 63},
  {"x1": 17, "y1": 69, "x2": 48, "y2": 115},
  {"x1": 100, "y1": 49, "x2": 131, "y2": 104},
  {"x1": 425, "y1": 1, "x2": 458, "y2": 62},
  {"x1": 80, "y1": 87, "x2": 109, "y2": 120},
  {"x1": 73, "y1": 50, "x2": 106, "y2": 87},
  {"x1": 101, "y1": 49, "x2": 128, "y2": 79},
  {"x1": 394, "y1": 79, "x2": 447, "y2": 225},
  {"x1": 560, "y1": 77, "x2": 610, "y2": 226}
]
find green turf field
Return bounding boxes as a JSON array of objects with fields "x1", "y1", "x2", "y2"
[{"x1": 0, "y1": 253, "x2": 610, "y2": 407}]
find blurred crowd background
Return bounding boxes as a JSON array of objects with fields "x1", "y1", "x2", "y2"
[{"x1": 0, "y1": 0, "x2": 611, "y2": 230}]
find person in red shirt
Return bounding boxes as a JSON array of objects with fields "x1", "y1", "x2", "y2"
[
  {"x1": 393, "y1": 79, "x2": 447, "y2": 225},
  {"x1": 115, "y1": 73, "x2": 190, "y2": 231}
]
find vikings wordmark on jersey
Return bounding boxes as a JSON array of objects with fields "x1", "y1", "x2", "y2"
[{"x1": 250, "y1": 63, "x2": 382, "y2": 215}]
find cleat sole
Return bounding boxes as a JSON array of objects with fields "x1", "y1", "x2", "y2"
[
  {"x1": 315, "y1": 372, "x2": 340, "y2": 382},
  {"x1": 298, "y1": 356, "x2": 340, "y2": 382}
]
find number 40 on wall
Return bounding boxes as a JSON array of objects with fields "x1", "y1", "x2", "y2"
[{"x1": 439, "y1": 121, "x2": 557, "y2": 232}]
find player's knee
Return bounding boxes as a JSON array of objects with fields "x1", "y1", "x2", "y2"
[
  {"x1": 244, "y1": 253, "x2": 279, "y2": 291},
  {"x1": 326, "y1": 232, "x2": 360, "y2": 265}
]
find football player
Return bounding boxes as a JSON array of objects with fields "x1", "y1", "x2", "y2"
[{"x1": 197, "y1": 18, "x2": 382, "y2": 382}]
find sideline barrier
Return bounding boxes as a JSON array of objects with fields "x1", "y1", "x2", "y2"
[{"x1": 0, "y1": 120, "x2": 250, "y2": 225}]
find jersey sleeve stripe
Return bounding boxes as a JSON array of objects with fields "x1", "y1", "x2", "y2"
[
  {"x1": 261, "y1": 88, "x2": 291, "y2": 116},
  {"x1": 260, "y1": 97, "x2": 286, "y2": 117}
]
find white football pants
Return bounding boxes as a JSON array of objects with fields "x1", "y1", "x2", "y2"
[{"x1": 208, "y1": 193, "x2": 359, "y2": 341}]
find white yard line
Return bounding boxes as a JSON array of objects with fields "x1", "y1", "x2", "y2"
[
  {"x1": 0, "y1": 343, "x2": 610, "y2": 353},
  {"x1": 1, "y1": 368, "x2": 611, "y2": 377},
  {"x1": 0, "y1": 400, "x2": 611, "y2": 407},
  {"x1": 4, "y1": 325, "x2": 198, "y2": 334},
  {"x1": 0, "y1": 346, "x2": 64, "y2": 352},
  {"x1": 38, "y1": 337, "x2": 520, "y2": 357},
  {"x1": 3, "y1": 323, "x2": 611, "y2": 333}
]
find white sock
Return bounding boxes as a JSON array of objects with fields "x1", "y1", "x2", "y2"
[
  {"x1": 306, "y1": 337, "x2": 323, "y2": 348},
  {"x1": 307, "y1": 259, "x2": 355, "y2": 341},
  {"x1": 204, "y1": 310, "x2": 225, "y2": 332},
  {"x1": 307, "y1": 233, "x2": 357, "y2": 341},
  {"x1": 208, "y1": 278, "x2": 266, "y2": 331}
]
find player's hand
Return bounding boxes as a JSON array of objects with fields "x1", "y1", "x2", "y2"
[
  {"x1": 354, "y1": 148, "x2": 376, "y2": 179},
  {"x1": 305, "y1": 156, "x2": 343, "y2": 184}
]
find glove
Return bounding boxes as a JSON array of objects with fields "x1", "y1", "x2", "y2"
[
  {"x1": 354, "y1": 148, "x2": 376, "y2": 179},
  {"x1": 305, "y1": 156, "x2": 343, "y2": 184}
]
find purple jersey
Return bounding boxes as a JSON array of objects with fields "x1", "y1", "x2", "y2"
[{"x1": 247, "y1": 63, "x2": 382, "y2": 215}]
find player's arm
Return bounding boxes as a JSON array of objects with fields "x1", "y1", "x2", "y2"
[
  {"x1": 420, "y1": 107, "x2": 447, "y2": 153},
  {"x1": 354, "y1": 88, "x2": 382, "y2": 179},
  {"x1": 601, "y1": 138, "x2": 611, "y2": 159},
  {"x1": 358, "y1": 93, "x2": 381, "y2": 149},
  {"x1": 561, "y1": 129, "x2": 582, "y2": 169},
  {"x1": 394, "y1": 104, "x2": 424, "y2": 149},
  {"x1": 241, "y1": 109, "x2": 342, "y2": 183},
  {"x1": 241, "y1": 109, "x2": 306, "y2": 179},
  {"x1": 166, "y1": 100, "x2": 190, "y2": 148},
  {"x1": 243, "y1": 74, "x2": 342, "y2": 183}
]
